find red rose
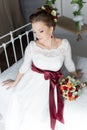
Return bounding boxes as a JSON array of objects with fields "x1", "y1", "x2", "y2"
[
  {"x1": 68, "y1": 92, "x2": 73, "y2": 97},
  {"x1": 75, "y1": 95, "x2": 78, "y2": 99},
  {"x1": 63, "y1": 86, "x2": 68, "y2": 90}
]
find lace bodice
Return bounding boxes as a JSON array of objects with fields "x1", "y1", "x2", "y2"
[{"x1": 19, "y1": 39, "x2": 75, "y2": 73}]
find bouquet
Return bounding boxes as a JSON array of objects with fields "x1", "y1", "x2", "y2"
[{"x1": 59, "y1": 76, "x2": 87, "y2": 101}]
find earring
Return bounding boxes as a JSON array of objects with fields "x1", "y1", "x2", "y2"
[{"x1": 51, "y1": 35, "x2": 54, "y2": 38}]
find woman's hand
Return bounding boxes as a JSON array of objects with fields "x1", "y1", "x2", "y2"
[
  {"x1": 2, "y1": 72, "x2": 24, "y2": 89},
  {"x1": 2, "y1": 79, "x2": 16, "y2": 89},
  {"x1": 76, "y1": 69, "x2": 83, "y2": 78},
  {"x1": 71, "y1": 69, "x2": 83, "y2": 78}
]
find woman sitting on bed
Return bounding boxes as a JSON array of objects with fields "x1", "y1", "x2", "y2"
[{"x1": 2, "y1": 5, "x2": 82, "y2": 130}]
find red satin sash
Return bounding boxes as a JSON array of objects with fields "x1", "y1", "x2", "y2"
[{"x1": 31, "y1": 62, "x2": 64, "y2": 130}]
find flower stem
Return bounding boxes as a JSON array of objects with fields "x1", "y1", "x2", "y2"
[{"x1": 75, "y1": 21, "x2": 81, "y2": 30}]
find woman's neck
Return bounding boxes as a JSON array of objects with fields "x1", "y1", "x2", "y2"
[{"x1": 37, "y1": 37, "x2": 55, "y2": 50}]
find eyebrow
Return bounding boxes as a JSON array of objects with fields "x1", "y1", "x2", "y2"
[{"x1": 33, "y1": 29, "x2": 44, "y2": 33}]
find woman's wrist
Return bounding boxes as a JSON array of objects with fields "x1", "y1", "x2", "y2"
[
  {"x1": 70, "y1": 71, "x2": 77, "y2": 78},
  {"x1": 13, "y1": 81, "x2": 18, "y2": 86},
  {"x1": 70, "y1": 69, "x2": 83, "y2": 78}
]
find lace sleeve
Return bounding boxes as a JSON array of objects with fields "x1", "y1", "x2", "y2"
[
  {"x1": 19, "y1": 43, "x2": 32, "y2": 74},
  {"x1": 64, "y1": 40, "x2": 76, "y2": 72}
]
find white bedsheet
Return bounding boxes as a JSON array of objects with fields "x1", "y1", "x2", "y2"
[
  {"x1": 0, "y1": 56, "x2": 87, "y2": 130},
  {"x1": 0, "y1": 59, "x2": 23, "y2": 82}
]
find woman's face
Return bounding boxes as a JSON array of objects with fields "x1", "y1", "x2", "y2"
[{"x1": 32, "y1": 21, "x2": 53, "y2": 42}]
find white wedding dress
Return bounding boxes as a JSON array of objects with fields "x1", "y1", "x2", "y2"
[{"x1": 1, "y1": 39, "x2": 86, "y2": 130}]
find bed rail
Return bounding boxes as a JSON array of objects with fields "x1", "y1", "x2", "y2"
[{"x1": 0, "y1": 23, "x2": 35, "y2": 73}]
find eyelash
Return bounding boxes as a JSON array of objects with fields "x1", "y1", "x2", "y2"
[
  {"x1": 40, "y1": 30, "x2": 44, "y2": 33},
  {"x1": 33, "y1": 30, "x2": 44, "y2": 34}
]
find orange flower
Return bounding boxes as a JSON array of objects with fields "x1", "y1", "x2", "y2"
[
  {"x1": 59, "y1": 76, "x2": 86, "y2": 101},
  {"x1": 68, "y1": 96, "x2": 75, "y2": 101},
  {"x1": 67, "y1": 82, "x2": 72, "y2": 88},
  {"x1": 60, "y1": 86, "x2": 64, "y2": 90}
]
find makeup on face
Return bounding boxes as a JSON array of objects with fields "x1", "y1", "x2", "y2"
[{"x1": 32, "y1": 21, "x2": 53, "y2": 40}]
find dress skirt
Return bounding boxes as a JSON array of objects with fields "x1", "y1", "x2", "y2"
[{"x1": 5, "y1": 69, "x2": 55, "y2": 130}]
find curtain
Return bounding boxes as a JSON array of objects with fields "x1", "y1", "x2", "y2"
[{"x1": 0, "y1": 0, "x2": 25, "y2": 45}]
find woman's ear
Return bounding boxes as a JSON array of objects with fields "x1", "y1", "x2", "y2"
[
  {"x1": 51, "y1": 26, "x2": 54, "y2": 32},
  {"x1": 50, "y1": 26, "x2": 54, "y2": 35}
]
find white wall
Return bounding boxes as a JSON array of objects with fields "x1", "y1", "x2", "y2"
[{"x1": 56, "y1": 0, "x2": 87, "y2": 23}]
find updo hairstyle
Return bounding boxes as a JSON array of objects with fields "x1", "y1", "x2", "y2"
[{"x1": 29, "y1": 5, "x2": 58, "y2": 30}]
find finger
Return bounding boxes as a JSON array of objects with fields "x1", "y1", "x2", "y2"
[
  {"x1": 2, "y1": 79, "x2": 13, "y2": 86},
  {"x1": 6, "y1": 85, "x2": 14, "y2": 90},
  {"x1": 2, "y1": 82, "x2": 9, "y2": 86},
  {"x1": 77, "y1": 69, "x2": 84, "y2": 74},
  {"x1": 2, "y1": 79, "x2": 11, "y2": 84},
  {"x1": 2, "y1": 82, "x2": 12, "y2": 87},
  {"x1": 6, "y1": 86, "x2": 11, "y2": 89},
  {"x1": 77, "y1": 69, "x2": 82, "y2": 71},
  {"x1": 79, "y1": 72, "x2": 84, "y2": 75}
]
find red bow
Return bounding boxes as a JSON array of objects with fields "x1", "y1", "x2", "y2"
[{"x1": 31, "y1": 63, "x2": 64, "y2": 130}]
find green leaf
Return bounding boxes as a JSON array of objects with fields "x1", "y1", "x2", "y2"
[
  {"x1": 71, "y1": 0, "x2": 79, "y2": 4},
  {"x1": 46, "y1": 0, "x2": 56, "y2": 5}
]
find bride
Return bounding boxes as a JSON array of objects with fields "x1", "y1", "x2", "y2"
[{"x1": 1, "y1": 5, "x2": 84, "y2": 130}]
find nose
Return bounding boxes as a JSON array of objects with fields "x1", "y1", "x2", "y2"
[{"x1": 36, "y1": 33, "x2": 41, "y2": 39}]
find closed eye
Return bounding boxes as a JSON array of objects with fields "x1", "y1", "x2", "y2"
[
  {"x1": 33, "y1": 30, "x2": 44, "y2": 34},
  {"x1": 40, "y1": 30, "x2": 44, "y2": 33}
]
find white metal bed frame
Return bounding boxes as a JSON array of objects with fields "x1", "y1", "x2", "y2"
[{"x1": 0, "y1": 23, "x2": 35, "y2": 73}]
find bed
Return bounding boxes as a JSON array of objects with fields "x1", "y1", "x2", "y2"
[{"x1": 0, "y1": 23, "x2": 87, "y2": 130}]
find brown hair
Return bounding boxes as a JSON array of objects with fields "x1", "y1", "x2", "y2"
[{"x1": 29, "y1": 5, "x2": 58, "y2": 29}]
